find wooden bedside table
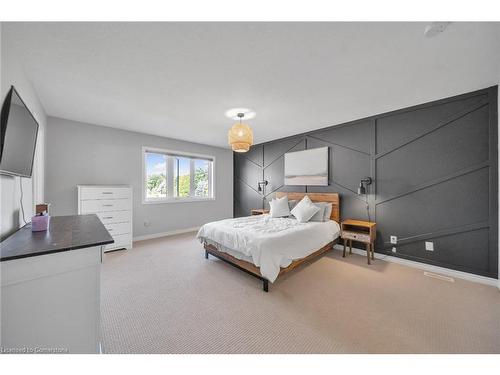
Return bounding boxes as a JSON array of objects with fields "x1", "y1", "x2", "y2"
[
  {"x1": 341, "y1": 219, "x2": 377, "y2": 264},
  {"x1": 251, "y1": 209, "x2": 270, "y2": 215}
]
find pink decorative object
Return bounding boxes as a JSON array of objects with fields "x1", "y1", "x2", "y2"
[{"x1": 32, "y1": 215, "x2": 50, "y2": 232}]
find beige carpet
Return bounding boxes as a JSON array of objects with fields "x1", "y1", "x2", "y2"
[{"x1": 100, "y1": 232, "x2": 500, "y2": 354}]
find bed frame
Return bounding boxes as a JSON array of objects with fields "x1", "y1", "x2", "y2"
[{"x1": 203, "y1": 192, "x2": 340, "y2": 292}]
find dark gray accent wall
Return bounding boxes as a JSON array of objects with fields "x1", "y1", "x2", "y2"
[{"x1": 234, "y1": 86, "x2": 498, "y2": 279}]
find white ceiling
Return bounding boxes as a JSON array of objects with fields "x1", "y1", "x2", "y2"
[{"x1": 3, "y1": 22, "x2": 500, "y2": 148}]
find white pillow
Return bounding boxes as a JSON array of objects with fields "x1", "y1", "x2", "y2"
[
  {"x1": 269, "y1": 196, "x2": 291, "y2": 218},
  {"x1": 291, "y1": 196, "x2": 320, "y2": 223},
  {"x1": 309, "y1": 203, "x2": 326, "y2": 222},
  {"x1": 322, "y1": 202, "x2": 333, "y2": 221}
]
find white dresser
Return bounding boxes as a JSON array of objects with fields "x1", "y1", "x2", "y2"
[
  {"x1": 1, "y1": 215, "x2": 112, "y2": 353},
  {"x1": 78, "y1": 185, "x2": 133, "y2": 252}
]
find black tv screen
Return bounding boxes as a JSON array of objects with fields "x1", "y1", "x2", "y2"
[{"x1": 0, "y1": 86, "x2": 39, "y2": 177}]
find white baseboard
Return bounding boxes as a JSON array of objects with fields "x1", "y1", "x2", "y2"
[
  {"x1": 133, "y1": 227, "x2": 200, "y2": 242},
  {"x1": 333, "y1": 244, "x2": 498, "y2": 287}
]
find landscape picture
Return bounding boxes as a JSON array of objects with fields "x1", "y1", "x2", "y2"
[{"x1": 284, "y1": 147, "x2": 329, "y2": 186}]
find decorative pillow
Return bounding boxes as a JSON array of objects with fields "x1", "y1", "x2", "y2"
[
  {"x1": 269, "y1": 196, "x2": 291, "y2": 218},
  {"x1": 310, "y1": 203, "x2": 327, "y2": 222},
  {"x1": 322, "y1": 202, "x2": 333, "y2": 221},
  {"x1": 291, "y1": 196, "x2": 320, "y2": 223},
  {"x1": 288, "y1": 200, "x2": 299, "y2": 211}
]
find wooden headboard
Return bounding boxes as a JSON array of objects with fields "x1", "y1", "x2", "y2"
[{"x1": 275, "y1": 192, "x2": 340, "y2": 223}]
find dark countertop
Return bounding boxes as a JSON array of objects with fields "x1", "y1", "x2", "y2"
[{"x1": 0, "y1": 214, "x2": 114, "y2": 262}]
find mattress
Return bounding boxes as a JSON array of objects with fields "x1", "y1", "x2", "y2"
[{"x1": 197, "y1": 215, "x2": 340, "y2": 282}]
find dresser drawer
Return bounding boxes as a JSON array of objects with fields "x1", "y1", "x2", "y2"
[
  {"x1": 342, "y1": 231, "x2": 370, "y2": 243},
  {"x1": 78, "y1": 186, "x2": 132, "y2": 253},
  {"x1": 95, "y1": 210, "x2": 131, "y2": 224},
  {"x1": 81, "y1": 199, "x2": 131, "y2": 213},
  {"x1": 104, "y1": 222, "x2": 131, "y2": 236},
  {"x1": 80, "y1": 187, "x2": 131, "y2": 200},
  {"x1": 104, "y1": 234, "x2": 132, "y2": 251}
]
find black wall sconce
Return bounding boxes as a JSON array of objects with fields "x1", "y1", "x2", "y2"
[
  {"x1": 357, "y1": 177, "x2": 372, "y2": 195},
  {"x1": 257, "y1": 180, "x2": 268, "y2": 193}
]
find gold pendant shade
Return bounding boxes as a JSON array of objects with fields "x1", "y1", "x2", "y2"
[{"x1": 228, "y1": 122, "x2": 253, "y2": 153}]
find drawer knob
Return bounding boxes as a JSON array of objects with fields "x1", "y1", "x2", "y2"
[
  {"x1": 103, "y1": 204, "x2": 114, "y2": 207},
  {"x1": 102, "y1": 192, "x2": 114, "y2": 194}
]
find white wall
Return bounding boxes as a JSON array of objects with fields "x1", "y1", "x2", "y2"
[
  {"x1": 0, "y1": 23, "x2": 46, "y2": 239},
  {"x1": 45, "y1": 117, "x2": 233, "y2": 238}
]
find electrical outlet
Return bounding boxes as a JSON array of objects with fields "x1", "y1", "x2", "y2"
[
  {"x1": 425, "y1": 241, "x2": 434, "y2": 251},
  {"x1": 391, "y1": 247, "x2": 397, "y2": 253},
  {"x1": 390, "y1": 236, "x2": 398, "y2": 244}
]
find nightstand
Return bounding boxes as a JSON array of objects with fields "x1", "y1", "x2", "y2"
[
  {"x1": 341, "y1": 219, "x2": 377, "y2": 264},
  {"x1": 251, "y1": 209, "x2": 270, "y2": 215}
]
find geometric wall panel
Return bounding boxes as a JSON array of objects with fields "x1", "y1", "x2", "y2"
[
  {"x1": 263, "y1": 137, "x2": 305, "y2": 168},
  {"x1": 264, "y1": 139, "x2": 306, "y2": 191},
  {"x1": 376, "y1": 93, "x2": 488, "y2": 155},
  {"x1": 312, "y1": 119, "x2": 373, "y2": 154},
  {"x1": 393, "y1": 228, "x2": 490, "y2": 276},
  {"x1": 234, "y1": 153, "x2": 262, "y2": 188},
  {"x1": 234, "y1": 86, "x2": 498, "y2": 278},
  {"x1": 244, "y1": 144, "x2": 264, "y2": 167},
  {"x1": 376, "y1": 105, "x2": 490, "y2": 199},
  {"x1": 264, "y1": 155, "x2": 286, "y2": 195},
  {"x1": 376, "y1": 167, "x2": 490, "y2": 241},
  {"x1": 331, "y1": 145, "x2": 371, "y2": 193},
  {"x1": 306, "y1": 136, "x2": 371, "y2": 193},
  {"x1": 234, "y1": 180, "x2": 263, "y2": 217},
  {"x1": 262, "y1": 139, "x2": 306, "y2": 210}
]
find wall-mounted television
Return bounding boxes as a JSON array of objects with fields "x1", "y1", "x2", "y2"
[
  {"x1": 284, "y1": 146, "x2": 329, "y2": 186},
  {"x1": 0, "y1": 86, "x2": 39, "y2": 177}
]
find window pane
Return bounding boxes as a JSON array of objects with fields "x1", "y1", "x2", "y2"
[
  {"x1": 145, "y1": 153, "x2": 167, "y2": 199},
  {"x1": 174, "y1": 157, "x2": 190, "y2": 198},
  {"x1": 194, "y1": 159, "x2": 210, "y2": 198}
]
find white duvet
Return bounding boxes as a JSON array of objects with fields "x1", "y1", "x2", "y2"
[{"x1": 197, "y1": 215, "x2": 340, "y2": 282}]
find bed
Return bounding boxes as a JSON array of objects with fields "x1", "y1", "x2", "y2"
[{"x1": 197, "y1": 192, "x2": 340, "y2": 292}]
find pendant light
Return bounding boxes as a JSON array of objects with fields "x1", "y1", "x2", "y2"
[{"x1": 228, "y1": 112, "x2": 253, "y2": 153}]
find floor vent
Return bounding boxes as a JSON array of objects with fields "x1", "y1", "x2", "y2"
[{"x1": 424, "y1": 271, "x2": 455, "y2": 282}]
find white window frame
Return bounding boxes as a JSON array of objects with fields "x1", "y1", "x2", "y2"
[{"x1": 142, "y1": 146, "x2": 215, "y2": 204}]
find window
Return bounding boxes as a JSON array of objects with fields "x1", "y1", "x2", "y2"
[
  {"x1": 145, "y1": 152, "x2": 167, "y2": 199},
  {"x1": 143, "y1": 147, "x2": 214, "y2": 203}
]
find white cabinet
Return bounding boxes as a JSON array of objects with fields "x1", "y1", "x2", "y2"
[
  {"x1": 1, "y1": 246, "x2": 102, "y2": 353},
  {"x1": 78, "y1": 185, "x2": 133, "y2": 252}
]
